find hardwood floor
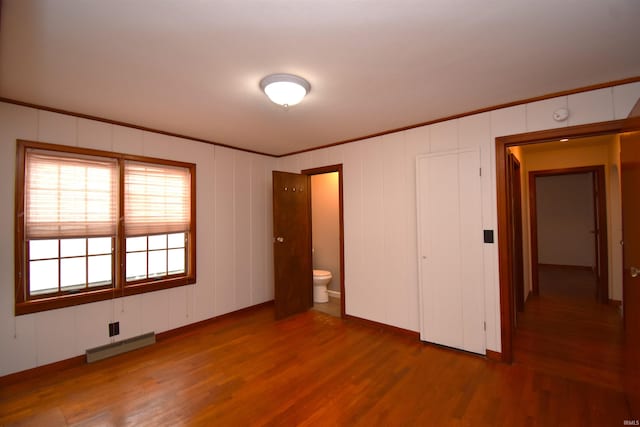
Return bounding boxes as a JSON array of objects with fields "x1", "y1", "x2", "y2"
[
  {"x1": 513, "y1": 266, "x2": 625, "y2": 392},
  {"x1": 1, "y1": 300, "x2": 631, "y2": 426}
]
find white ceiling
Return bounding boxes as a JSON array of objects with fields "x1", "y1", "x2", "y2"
[{"x1": 1, "y1": 1, "x2": 639, "y2": 156}]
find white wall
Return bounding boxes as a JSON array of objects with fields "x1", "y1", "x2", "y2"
[
  {"x1": 277, "y1": 81, "x2": 640, "y2": 353},
  {"x1": 2, "y1": 81, "x2": 639, "y2": 375},
  {"x1": 0, "y1": 102, "x2": 276, "y2": 376}
]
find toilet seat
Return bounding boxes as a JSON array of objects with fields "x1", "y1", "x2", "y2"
[{"x1": 313, "y1": 269, "x2": 332, "y2": 278}]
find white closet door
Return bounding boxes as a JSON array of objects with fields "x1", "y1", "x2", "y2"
[{"x1": 416, "y1": 149, "x2": 485, "y2": 355}]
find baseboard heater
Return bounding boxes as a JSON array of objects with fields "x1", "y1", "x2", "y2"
[{"x1": 86, "y1": 332, "x2": 156, "y2": 363}]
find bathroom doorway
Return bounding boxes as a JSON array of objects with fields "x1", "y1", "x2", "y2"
[{"x1": 302, "y1": 165, "x2": 345, "y2": 318}]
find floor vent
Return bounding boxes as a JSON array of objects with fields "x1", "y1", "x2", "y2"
[{"x1": 86, "y1": 332, "x2": 156, "y2": 363}]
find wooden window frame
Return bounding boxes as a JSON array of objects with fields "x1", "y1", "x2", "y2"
[{"x1": 15, "y1": 140, "x2": 197, "y2": 315}]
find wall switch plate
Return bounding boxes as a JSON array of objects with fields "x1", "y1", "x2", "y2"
[{"x1": 108, "y1": 322, "x2": 120, "y2": 337}]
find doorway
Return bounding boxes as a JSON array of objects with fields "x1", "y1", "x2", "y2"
[
  {"x1": 496, "y1": 119, "x2": 634, "y2": 364},
  {"x1": 302, "y1": 165, "x2": 345, "y2": 318},
  {"x1": 528, "y1": 166, "x2": 608, "y2": 303},
  {"x1": 510, "y1": 161, "x2": 621, "y2": 387}
]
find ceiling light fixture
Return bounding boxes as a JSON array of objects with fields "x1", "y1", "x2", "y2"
[{"x1": 260, "y1": 73, "x2": 311, "y2": 109}]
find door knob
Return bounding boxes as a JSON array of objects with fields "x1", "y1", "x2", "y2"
[
  {"x1": 631, "y1": 266, "x2": 640, "y2": 278},
  {"x1": 274, "y1": 236, "x2": 285, "y2": 243}
]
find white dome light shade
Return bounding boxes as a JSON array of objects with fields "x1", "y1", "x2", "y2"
[{"x1": 260, "y1": 74, "x2": 311, "y2": 108}]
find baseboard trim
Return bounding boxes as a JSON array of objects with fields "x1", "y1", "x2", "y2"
[
  {"x1": 344, "y1": 314, "x2": 420, "y2": 340},
  {"x1": 0, "y1": 300, "x2": 275, "y2": 387},
  {"x1": 486, "y1": 350, "x2": 503, "y2": 362},
  {"x1": 327, "y1": 290, "x2": 341, "y2": 299},
  {"x1": 0, "y1": 355, "x2": 85, "y2": 388},
  {"x1": 538, "y1": 263, "x2": 593, "y2": 271}
]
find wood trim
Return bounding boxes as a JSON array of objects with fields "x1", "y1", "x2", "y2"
[
  {"x1": 538, "y1": 263, "x2": 594, "y2": 271},
  {"x1": 2, "y1": 77, "x2": 639, "y2": 159},
  {"x1": 302, "y1": 165, "x2": 346, "y2": 318},
  {"x1": 14, "y1": 140, "x2": 26, "y2": 310},
  {"x1": 486, "y1": 350, "x2": 503, "y2": 362},
  {"x1": 496, "y1": 117, "x2": 640, "y2": 364},
  {"x1": 507, "y1": 153, "x2": 525, "y2": 312},
  {"x1": 0, "y1": 97, "x2": 274, "y2": 157},
  {"x1": 496, "y1": 135, "x2": 513, "y2": 363},
  {"x1": 0, "y1": 355, "x2": 85, "y2": 388},
  {"x1": 1, "y1": 301, "x2": 275, "y2": 387},
  {"x1": 280, "y1": 76, "x2": 640, "y2": 157},
  {"x1": 15, "y1": 139, "x2": 197, "y2": 315},
  {"x1": 18, "y1": 139, "x2": 197, "y2": 169},
  {"x1": 528, "y1": 171, "x2": 540, "y2": 295},
  {"x1": 344, "y1": 314, "x2": 420, "y2": 340}
]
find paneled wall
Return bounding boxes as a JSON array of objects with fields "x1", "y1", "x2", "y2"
[
  {"x1": 2, "y1": 81, "x2": 638, "y2": 376},
  {"x1": 0, "y1": 102, "x2": 276, "y2": 376},
  {"x1": 277, "y1": 81, "x2": 640, "y2": 353}
]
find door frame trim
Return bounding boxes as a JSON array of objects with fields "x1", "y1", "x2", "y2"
[
  {"x1": 496, "y1": 118, "x2": 640, "y2": 363},
  {"x1": 507, "y1": 153, "x2": 525, "y2": 314},
  {"x1": 302, "y1": 164, "x2": 346, "y2": 318},
  {"x1": 528, "y1": 166, "x2": 608, "y2": 302}
]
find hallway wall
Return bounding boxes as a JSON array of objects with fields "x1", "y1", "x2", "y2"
[{"x1": 536, "y1": 173, "x2": 595, "y2": 268}]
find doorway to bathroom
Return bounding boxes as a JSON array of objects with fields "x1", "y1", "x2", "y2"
[{"x1": 302, "y1": 165, "x2": 345, "y2": 318}]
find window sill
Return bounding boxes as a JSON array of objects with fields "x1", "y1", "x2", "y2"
[{"x1": 15, "y1": 275, "x2": 196, "y2": 315}]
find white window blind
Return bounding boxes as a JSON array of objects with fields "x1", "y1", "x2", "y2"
[
  {"x1": 25, "y1": 150, "x2": 118, "y2": 239},
  {"x1": 124, "y1": 161, "x2": 191, "y2": 236}
]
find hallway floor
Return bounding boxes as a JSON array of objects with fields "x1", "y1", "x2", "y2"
[{"x1": 513, "y1": 265, "x2": 624, "y2": 391}]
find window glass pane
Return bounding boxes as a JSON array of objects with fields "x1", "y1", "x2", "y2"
[
  {"x1": 149, "y1": 234, "x2": 167, "y2": 250},
  {"x1": 61, "y1": 238, "x2": 86, "y2": 258},
  {"x1": 29, "y1": 259, "x2": 59, "y2": 294},
  {"x1": 168, "y1": 248, "x2": 185, "y2": 274},
  {"x1": 168, "y1": 232, "x2": 185, "y2": 249},
  {"x1": 88, "y1": 237, "x2": 112, "y2": 255},
  {"x1": 126, "y1": 252, "x2": 147, "y2": 281},
  {"x1": 29, "y1": 239, "x2": 59, "y2": 260},
  {"x1": 148, "y1": 250, "x2": 167, "y2": 278},
  {"x1": 126, "y1": 236, "x2": 147, "y2": 252},
  {"x1": 61, "y1": 257, "x2": 86, "y2": 290},
  {"x1": 88, "y1": 255, "x2": 112, "y2": 287}
]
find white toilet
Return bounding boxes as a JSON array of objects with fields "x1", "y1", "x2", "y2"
[{"x1": 313, "y1": 269, "x2": 332, "y2": 303}]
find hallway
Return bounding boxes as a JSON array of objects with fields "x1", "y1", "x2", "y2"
[{"x1": 513, "y1": 265, "x2": 624, "y2": 391}]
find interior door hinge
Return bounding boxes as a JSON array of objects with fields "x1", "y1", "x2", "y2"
[
  {"x1": 479, "y1": 167, "x2": 482, "y2": 176},
  {"x1": 483, "y1": 321, "x2": 486, "y2": 331}
]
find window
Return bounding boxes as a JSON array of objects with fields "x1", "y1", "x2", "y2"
[{"x1": 15, "y1": 140, "x2": 196, "y2": 315}]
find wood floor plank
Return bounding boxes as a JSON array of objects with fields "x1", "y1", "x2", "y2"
[{"x1": 0, "y1": 298, "x2": 631, "y2": 426}]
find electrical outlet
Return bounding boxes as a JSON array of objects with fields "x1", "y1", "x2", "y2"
[{"x1": 108, "y1": 321, "x2": 120, "y2": 337}]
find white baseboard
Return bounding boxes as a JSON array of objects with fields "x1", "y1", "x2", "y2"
[{"x1": 327, "y1": 290, "x2": 341, "y2": 299}]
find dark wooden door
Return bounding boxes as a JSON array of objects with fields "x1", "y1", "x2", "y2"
[
  {"x1": 272, "y1": 171, "x2": 313, "y2": 319},
  {"x1": 621, "y1": 131, "x2": 640, "y2": 417},
  {"x1": 507, "y1": 153, "x2": 525, "y2": 314}
]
